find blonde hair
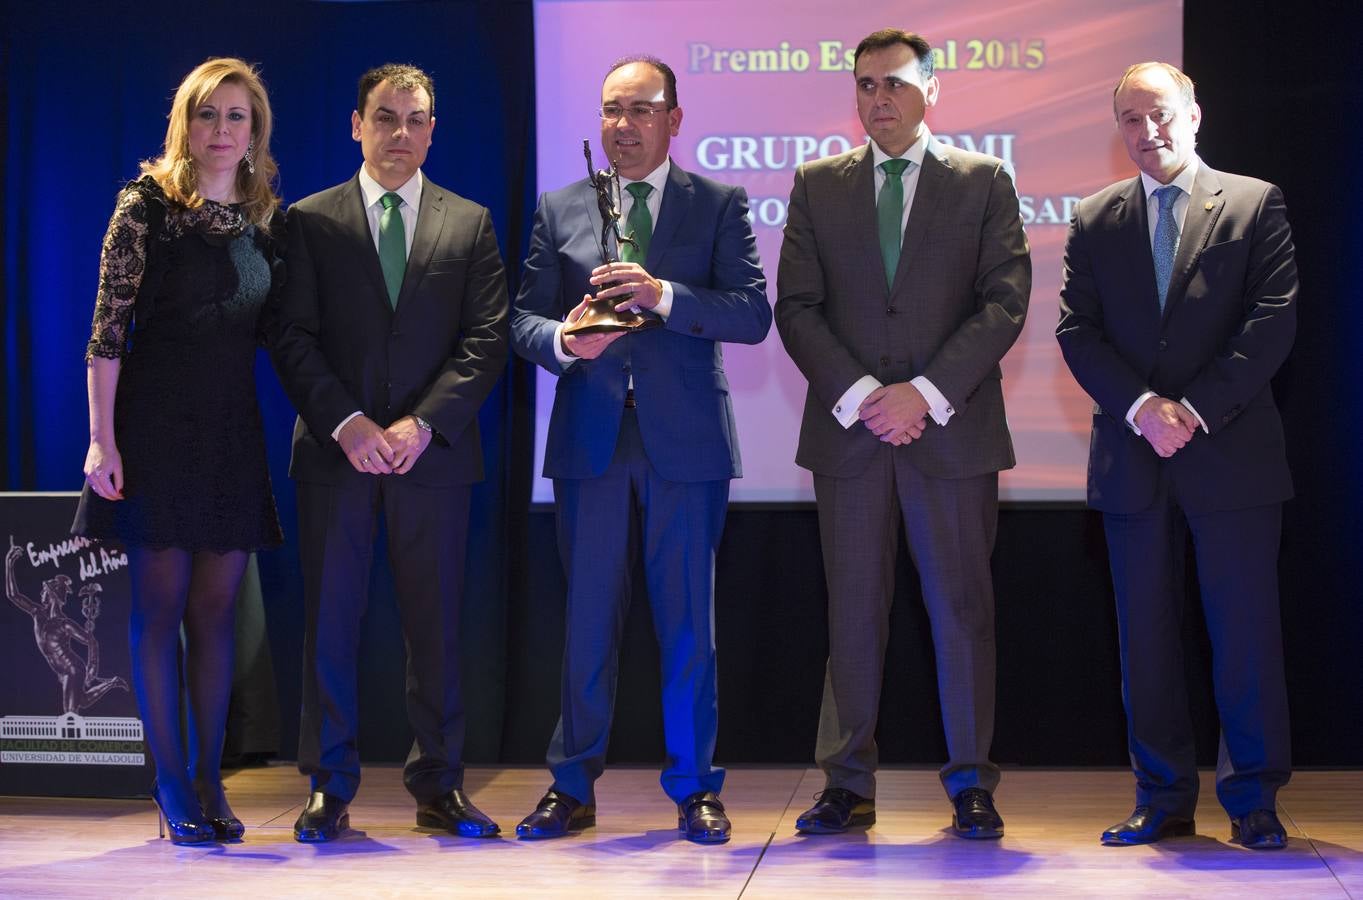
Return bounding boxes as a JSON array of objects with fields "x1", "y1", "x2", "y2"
[{"x1": 141, "y1": 57, "x2": 280, "y2": 230}]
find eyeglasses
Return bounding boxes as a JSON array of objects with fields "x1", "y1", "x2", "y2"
[{"x1": 598, "y1": 104, "x2": 670, "y2": 122}]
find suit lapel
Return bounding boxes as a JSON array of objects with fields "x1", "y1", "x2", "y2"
[
  {"x1": 843, "y1": 145, "x2": 885, "y2": 298},
  {"x1": 1163, "y1": 165, "x2": 1224, "y2": 321},
  {"x1": 395, "y1": 180, "x2": 447, "y2": 314},
  {"x1": 1113, "y1": 177, "x2": 1160, "y2": 320},
  {"x1": 893, "y1": 140, "x2": 948, "y2": 296},
  {"x1": 336, "y1": 176, "x2": 392, "y2": 310},
  {"x1": 580, "y1": 178, "x2": 606, "y2": 260},
  {"x1": 647, "y1": 161, "x2": 693, "y2": 269}
]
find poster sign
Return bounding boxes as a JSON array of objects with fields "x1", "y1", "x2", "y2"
[{"x1": 0, "y1": 493, "x2": 151, "y2": 797}]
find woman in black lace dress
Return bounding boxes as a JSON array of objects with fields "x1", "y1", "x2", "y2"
[{"x1": 72, "y1": 58, "x2": 283, "y2": 844}]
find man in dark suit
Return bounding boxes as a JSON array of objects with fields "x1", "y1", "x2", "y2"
[
  {"x1": 272, "y1": 64, "x2": 509, "y2": 842},
  {"x1": 510, "y1": 55, "x2": 769, "y2": 844},
  {"x1": 1057, "y1": 61, "x2": 1297, "y2": 850},
  {"x1": 776, "y1": 29, "x2": 1030, "y2": 839}
]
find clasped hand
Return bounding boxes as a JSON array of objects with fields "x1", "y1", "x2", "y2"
[
  {"x1": 1133, "y1": 396, "x2": 1199, "y2": 458},
  {"x1": 859, "y1": 382, "x2": 930, "y2": 446},
  {"x1": 338, "y1": 414, "x2": 432, "y2": 475}
]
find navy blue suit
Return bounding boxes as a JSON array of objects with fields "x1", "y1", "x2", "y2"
[
  {"x1": 1057, "y1": 162, "x2": 1297, "y2": 817},
  {"x1": 512, "y1": 161, "x2": 769, "y2": 803}
]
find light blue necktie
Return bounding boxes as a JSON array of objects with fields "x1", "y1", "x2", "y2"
[{"x1": 1152, "y1": 185, "x2": 1181, "y2": 311}]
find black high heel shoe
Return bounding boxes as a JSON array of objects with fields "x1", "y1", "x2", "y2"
[
  {"x1": 195, "y1": 779, "x2": 245, "y2": 842},
  {"x1": 152, "y1": 782, "x2": 214, "y2": 846}
]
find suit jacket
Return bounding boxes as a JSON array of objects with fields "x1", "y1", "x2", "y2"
[
  {"x1": 272, "y1": 173, "x2": 509, "y2": 486},
  {"x1": 511, "y1": 162, "x2": 770, "y2": 483},
  {"x1": 775, "y1": 140, "x2": 1031, "y2": 480},
  {"x1": 1056, "y1": 162, "x2": 1297, "y2": 514}
]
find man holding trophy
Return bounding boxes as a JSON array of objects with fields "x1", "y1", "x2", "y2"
[{"x1": 510, "y1": 55, "x2": 769, "y2": 843}]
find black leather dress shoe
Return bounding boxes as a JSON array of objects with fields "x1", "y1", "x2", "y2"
[
  {"x1": 416, "y1": 789, "x2": 500, "y2": 837},
  {"x1": 294, "y1": 791, "x2": 350, "y2": 843},
  {"x1": 951, "y1": 787, "x2": 1004, "y2": 839},
  {"x1": 678, "y1": 791, "x2": 730, "y2": 844},
  {"x1": 515, "y1": 790, "x2": 595, "y2": 838},
  {"x1": 1230, "y1": 809, "x2": 1287, "y2": 849},
  {"x1": 1101, "y1": 806, "x2": 1195, "y2": 845},
  {"x1": 795, "y1": 788, "x2": 876, "y2": 834}
]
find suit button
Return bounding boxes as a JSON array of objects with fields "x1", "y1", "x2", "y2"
[
  {"x1": 690, "y1": 324, "x2": 703, "y2": 334},
  {"x1": 622, "y1": 364, "x2": 631, "y2": 374},
  {"x1": 879, "y1": 356, "x2": 890, "y2": 367},
  {"x1": 1158, "y1": 339, "x2": 1168, "y2": 351},
  {"x1": 886, "y1": 306, "x2": 897, "y2": 315}
]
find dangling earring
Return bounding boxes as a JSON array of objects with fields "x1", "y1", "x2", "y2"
[{"x1": 242, "y1": 140, "x2": 256, "y2": 176}]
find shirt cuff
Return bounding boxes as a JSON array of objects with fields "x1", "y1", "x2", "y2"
[
  {"x1": 1125, "y1": 391, "x2": 1157, "y2": 436},
  {"x1": 1180, "y1": 396, "x2": 1209, "y2": 433},
  {"x1": 833, "y1": 375, "x2": 882, "y2": 429},
  {"x1": 653, "y1": 280, "x2": 673, "y2": 320},
  {"x1": 910, "y1": 376, "x2": 954, "y2": 426},
  {"x1": 331, "y1": 410, "x2": 363, "y2": 441},
  {"x1": 552, "y1": 321, "x2": 578, "y2": 369}
]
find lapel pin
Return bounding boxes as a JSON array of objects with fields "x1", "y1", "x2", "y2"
[{"x1": 1204, "y1": 201, "x2": 1214, "y2": 211}]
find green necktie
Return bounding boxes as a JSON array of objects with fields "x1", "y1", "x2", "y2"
[
  {"x1": 620, "y1": 181, "x2": 653, "y2": 264},
  {"x1": 877, "y1": 158, "x2": 911, "y2": 288},
  {"x1": 378, "y1": 191, "x2": 405, "y2": 308}
]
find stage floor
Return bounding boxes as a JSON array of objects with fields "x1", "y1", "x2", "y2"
[{"x1": 1, "y1": 766, "x2": 1359, "y2": 897}]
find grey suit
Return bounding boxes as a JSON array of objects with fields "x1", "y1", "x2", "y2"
[{"x1": 776, "y1": 139, "x2": 1030, "y2": 799}]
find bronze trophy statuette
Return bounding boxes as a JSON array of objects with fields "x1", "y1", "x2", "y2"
[{"x1": 563, "y1": 140, "x2": 664, "y2": 336}]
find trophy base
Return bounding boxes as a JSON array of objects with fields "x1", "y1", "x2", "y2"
[{"x1": 563, "y1": 298, "x2": 664, "y2": 336}]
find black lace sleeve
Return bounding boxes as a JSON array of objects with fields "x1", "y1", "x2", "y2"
[{"x1": 85, "y1": 184, "x2": 153, "y2": 361}]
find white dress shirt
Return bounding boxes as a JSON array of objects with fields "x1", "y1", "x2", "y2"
[
  {"x1": 1124, "y1": 157, "x2": 1209, "y2": 435},
  {"x1": 332, "y1": 168, "x2": 425, "y2": 439},
  {"x1": 831, "y1": 130, "x2": 954, "y2": 431},
  {"x1": 553, "y1": 158, "x2": 676, "y2": 369}
]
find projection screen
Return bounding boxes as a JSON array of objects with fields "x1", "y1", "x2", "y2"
[{"x1": 531, "y1": 0, "x2": 1182, "y2": 502}]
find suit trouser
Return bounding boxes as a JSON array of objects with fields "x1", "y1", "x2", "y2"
[
  {"x1": 813, "y1": 447, "x2": 1000, "y2": 800},
  {"x1": 1103, "y1": 474, "x2": 1290, "y2": 817},
  {"x1": 548, "y1": 408, "x2": 728, "y2": 805},
  {"x1": 296, "y1": 475, "x2": 471, "y2": 804}
]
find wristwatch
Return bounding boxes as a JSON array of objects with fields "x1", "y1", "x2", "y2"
[{"x1": 413, "y1": 415, "x2": 433, "y2": 434}]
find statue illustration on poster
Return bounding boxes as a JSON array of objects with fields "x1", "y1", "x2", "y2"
[{"x1": 6, "y1": 539, "x2": 127, "y2": 715}]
